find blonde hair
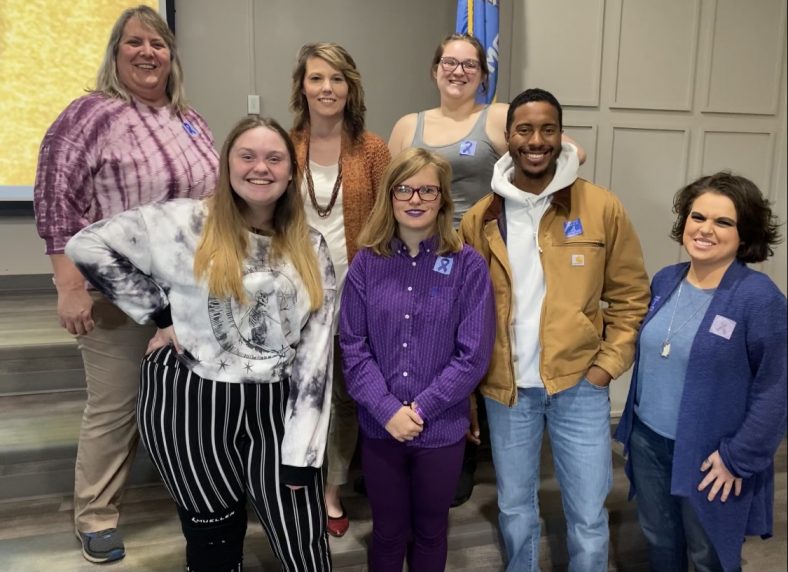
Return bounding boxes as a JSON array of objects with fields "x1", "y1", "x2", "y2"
[
  {"x1": 290, "y1": 42, "x2": 366, "y2": 142},
  {"x1": 193, "y1": 116, "x2": 323, "y2": 309},
  {"x1": 94, "y1": 5, "x2": 188, "y2": 114},
  {"x1": 357, "y1": 147, "x2": 461, "y2": 257}
]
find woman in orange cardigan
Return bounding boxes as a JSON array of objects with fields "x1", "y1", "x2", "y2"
[{"x1": 290, "y1": 42, "x2": 391, "y2": 537}]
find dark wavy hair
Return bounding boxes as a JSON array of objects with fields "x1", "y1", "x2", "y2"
[{"x1": 671, "y1": 171, "x2": 782, "y2": 263}]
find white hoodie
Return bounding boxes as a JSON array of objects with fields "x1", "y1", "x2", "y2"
[{"x1": 490, "y1": 143, "x2": 580, "y2": 388}]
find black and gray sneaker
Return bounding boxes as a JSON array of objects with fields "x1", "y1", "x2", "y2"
[{"x1": 76, "y1": 528, "x2": 125, "y2": 563}]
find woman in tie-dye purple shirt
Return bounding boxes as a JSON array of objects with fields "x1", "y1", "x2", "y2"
[{"x1": 32, "y1": 5, "x2": 218, "y2": 564}]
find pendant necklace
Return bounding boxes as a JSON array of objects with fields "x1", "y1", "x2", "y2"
[
  {"x1": 304, "y1": 142, "x2": 343, "y2": 218},
  {"x1": 660, "y1": 280, "x2": 711, "y2": 358}
]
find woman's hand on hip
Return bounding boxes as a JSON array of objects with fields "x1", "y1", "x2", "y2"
[
  {"x1": 385, "y1": 406, "x2": 424, "y2": 442},
  {"x1": 146, "y1": 326, "x2": 182, "y2": 355},
  {"x1": 698, "y1": 449, "x2": 742, "y2": 502},
  {"x1": 56, "y1": 286, "x2": 95, "y2": 336}
]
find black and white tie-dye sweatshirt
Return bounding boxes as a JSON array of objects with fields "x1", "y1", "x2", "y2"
[{"x1": 65, "y1": 198, "x2": 336, "y2": 474}]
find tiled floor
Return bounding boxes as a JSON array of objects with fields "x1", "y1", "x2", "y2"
[
  {"x1": 0, "y1": 441, "x2": 784, "y2": 571},
  {"x1": 1, "y1": 291, "x2": 785, "y2": 571}
]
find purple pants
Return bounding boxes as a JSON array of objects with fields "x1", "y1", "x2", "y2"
[{"x1": 361, "y1": 434, "x2": 465, "y2": 572}]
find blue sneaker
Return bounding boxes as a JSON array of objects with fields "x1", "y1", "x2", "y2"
[{"x1": 76, "y1": 528, "x2": 125, "y2": 563}]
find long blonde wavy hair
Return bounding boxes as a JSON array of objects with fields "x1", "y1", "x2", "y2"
[{"x1": 193, "y1": 116, "x2": 323, "y2": 309}]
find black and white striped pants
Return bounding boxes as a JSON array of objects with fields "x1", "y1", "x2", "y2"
[{"x1": 138, "y1": 346, "x2": 332, "y2": 571}]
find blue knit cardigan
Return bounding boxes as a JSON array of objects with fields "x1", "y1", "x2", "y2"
[{"x1": 615, "y1": 260, "x2": 787, "y2": 572}]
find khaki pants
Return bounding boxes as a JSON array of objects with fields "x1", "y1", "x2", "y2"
[
  {"x1": 73, "y1": 294, "x2": 154, "y2": 532},
  {"x1": 325, "y1": 336, "x2": 359, "y2": 486}
]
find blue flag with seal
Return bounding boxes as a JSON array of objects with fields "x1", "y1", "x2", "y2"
[{"x1": 455, "y1": 0, "x2": 499, "y2": 104}]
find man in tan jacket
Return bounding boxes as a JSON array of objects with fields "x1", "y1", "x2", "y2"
[{"x1": 459, "y1": 88, "x2": 649, "y2": 572}]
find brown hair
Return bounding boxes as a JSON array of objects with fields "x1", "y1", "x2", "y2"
[
  {"x1": 430, "y1": 33, "x2": 490, "y2": 94},
  {"x1": 357, "y1": 147, "x2": 462, "y2": 257},
  {"x1": 193, "y1": 116, "x2": 323, "y2": 309},
  {"x1": 671, "y1": 171, "x2": 782, "y2": 263},
  {"x1": 290, "y1": 42, "x2": 366, "y2": 142}
]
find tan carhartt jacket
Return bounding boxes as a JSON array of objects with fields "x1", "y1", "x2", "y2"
[{"x1": 459, "y1": 179, "x2": 650, "y2": 405}]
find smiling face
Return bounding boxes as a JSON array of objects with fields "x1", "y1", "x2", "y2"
[
  {"x1": 434, "y1": 40, "x2": 483, "y2": 102},
  {"x1": 392, "y1": 166, "x2": 443, "y2": 238},
  {"x1": 116, "y1": 17, "x2": 171, "y2": 107},
  {"x1": 506, "y1": 101, "x2": 563, "y2": 192},
  {"x1": 302, "y1": 56, "x2": 348, "y2": 121},
  {"x1": 682, "y1": 191, "x2": 741, "y2": 273},
  {"x1": 229, "y1": 127, "x2": 293, "y2": 226}
]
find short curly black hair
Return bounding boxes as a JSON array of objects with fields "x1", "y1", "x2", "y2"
[
  {"x1": 671, "y1": 171, "x2": 782, "y2": 263},
  {"x1": 506, "y1": 88, "x2": 562, "y2": 133}
]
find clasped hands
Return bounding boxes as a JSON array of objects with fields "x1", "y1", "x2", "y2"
[{"x1": 385, "y1": 404, "x2": 424, "y2": 442}]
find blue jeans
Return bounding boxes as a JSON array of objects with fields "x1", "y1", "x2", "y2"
[
  {"x1": 485, "y1": 380, "x2": 612, "y2": 572},
  {"x1": 629, "y1": 415, "x2": 730, "y2": 572}
]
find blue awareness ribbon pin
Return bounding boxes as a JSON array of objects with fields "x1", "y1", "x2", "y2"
[
  {"x1": 563, "y1": 218, "x2": 583, "y2": 237},
  {"x1": 433, "y1": 256, "x2": 453, "y2": 275},
  {"x1": 182, "y1": 120, "x2": 199, "y2": 137},
  {"x1": 459, "y1": 140, "x2": 477, "y2": 156}
]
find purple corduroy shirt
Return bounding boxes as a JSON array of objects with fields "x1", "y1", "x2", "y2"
[{"x1": 339, "y1": 236, "x2": 495, "y2": 447}]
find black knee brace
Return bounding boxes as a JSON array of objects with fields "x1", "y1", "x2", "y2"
[{"x1": 178, "y1": 503, "x2": 248, "y2": 571}]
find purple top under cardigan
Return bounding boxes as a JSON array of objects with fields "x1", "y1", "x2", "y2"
[
  {"x1": 615, "y1": 260, "x2": 787, "y2": 572},
  {"x1": 340, "y1": 236, "x2": 495, "y2": 447}
]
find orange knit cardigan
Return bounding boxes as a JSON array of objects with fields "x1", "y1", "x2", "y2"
[{"x1": 292, "y1": 129, "x2": 391, "y2": 262}]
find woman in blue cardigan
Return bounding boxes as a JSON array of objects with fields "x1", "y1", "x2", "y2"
[{"x1": 615, "y1": 172, "x2": 786, "y2": 572}]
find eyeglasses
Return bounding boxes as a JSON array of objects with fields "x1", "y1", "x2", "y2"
[
  {"x1": 391, "y1": 184, "x2": 441, "y2": 202},
  {"x1": 439, "y1": 56, "x2": 481, "y2": 75}
]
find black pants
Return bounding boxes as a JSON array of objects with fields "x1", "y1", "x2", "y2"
[{"x1": 138, "y1": 346, "x2": 332, "y2": 571}]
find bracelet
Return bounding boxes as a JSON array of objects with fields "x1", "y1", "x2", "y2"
[{"x1": 412, "y1": 403, "x2": 426, "y2": 422}]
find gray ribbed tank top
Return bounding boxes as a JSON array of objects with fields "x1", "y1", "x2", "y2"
[{"x1": 411, "y1": 106, "x2": 500, "y2": 226}]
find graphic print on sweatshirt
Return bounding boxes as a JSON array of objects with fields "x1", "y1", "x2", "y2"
[{"x1": 207, "y1": 267, "x2": 298, "y2": 376}]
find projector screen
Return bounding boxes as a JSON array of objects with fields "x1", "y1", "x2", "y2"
[{"x1": 0, "y1": 0, "x2": 167, "y2": 201}]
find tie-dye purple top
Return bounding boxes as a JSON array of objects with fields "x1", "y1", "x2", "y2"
[{"x1": 34, "y1": 92, "x2": 219, "y2": 254}]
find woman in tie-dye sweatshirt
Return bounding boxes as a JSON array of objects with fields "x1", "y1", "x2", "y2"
[
  {"x1": 66, "y1": 116, "x2": 335, "y2": 571},
  {"x1": 32, "y1": 5, "x2": 218, "y2": 564}
]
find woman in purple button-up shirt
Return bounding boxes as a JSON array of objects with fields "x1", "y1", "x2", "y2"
[{"x1": 339, "y1": 147, "x2": 495, "y2": 572}]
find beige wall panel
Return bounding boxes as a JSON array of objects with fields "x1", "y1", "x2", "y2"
[
  {"x1": 607, "y1": 126, "x2": 690, "y2": 415},
  {"x1": 564, "y1": 125, "x2": 598, "y2": 182},
  {"x1": 251, "y1": 0, "x2": 455, "y2": 142},
  {"x1": 176, "y1": 0, "x2": 253, "y2": 146},
  {"x1": 770, "y1": 120, "x2": 787, "y2": 293},
  {"x1": 700, "y1": 131, "x2": 774, "y2": 193},
  {"x1": 702, "y1": 0, "x2": 786, "y2": 115},
  {"x1": 513, "y1": 0, "x2": 605, "y2": 106},
  {"x1": 611, "y1": 0, "x2": 700, "y2": 110},
  {"x1": 0, "y1": 217, "x2": 48, "y2": 274},
  {"x1": 609, "y1": 127, "x2": 689, "y2": 279}
]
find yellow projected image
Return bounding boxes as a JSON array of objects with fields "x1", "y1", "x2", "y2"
[{"x1": 0, "y1": 0, "x2": 158, "y2": 187}]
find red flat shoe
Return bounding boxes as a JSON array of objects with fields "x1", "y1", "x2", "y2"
[{"x1": 327, "y1": 505, "x2": 349, "y2": 538}]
